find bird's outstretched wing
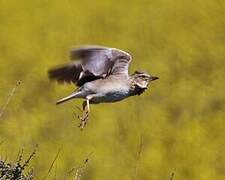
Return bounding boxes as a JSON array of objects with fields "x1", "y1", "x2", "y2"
[{"x1": 48, "y1": 45, "x2": 132, "y2": 86}]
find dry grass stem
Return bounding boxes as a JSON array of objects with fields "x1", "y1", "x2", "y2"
[
  {"x1": 22, "y1": 145, "x2": 38, "y2": 169},
  {"x1": 0, "y1": 80, "x2": 21, "y2": 119},
  {"x1": 42, "y1": 147, "x2": 62, "y2": 180},
  {"x1": 65, "y1": 152, "x2": 92, "y2": 180}
]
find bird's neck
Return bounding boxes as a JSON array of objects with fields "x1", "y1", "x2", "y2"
[{"x1": 129, "y1": 77, "x2": 147, "y2": 96}]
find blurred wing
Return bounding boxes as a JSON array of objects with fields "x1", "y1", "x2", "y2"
[
  {"x1": 48, "y1": 62, "x2": 82, "y2": 84},
  {"x1": 48, "y1": 45, "x2": 132, "y2": 86},
  {"x1": 70, "y1": 45, "x2": 132, "y2": 76}
]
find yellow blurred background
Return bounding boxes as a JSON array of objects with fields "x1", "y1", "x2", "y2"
[{"x1": 0, "y1": 0, "x2": 224, "y2": 179}]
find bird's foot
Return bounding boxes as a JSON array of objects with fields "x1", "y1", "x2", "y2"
[
  {"x1": 75, "y1": 105, "x2": 89, "y2": 130},
  {"x1": 74, "y1": 99, "x2": 90, "y2": 130},
  {"x1": 78, "y1": 110, "x2": 89, "y2": 130}
]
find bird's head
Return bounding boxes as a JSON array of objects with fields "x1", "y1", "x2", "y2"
[{"x1": 131, "y1": 71, "x2": 159, "y2": 95}]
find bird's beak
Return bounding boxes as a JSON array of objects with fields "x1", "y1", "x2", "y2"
[{"x1": 149, "y1": 76, "x2": 159, "y2": 81}]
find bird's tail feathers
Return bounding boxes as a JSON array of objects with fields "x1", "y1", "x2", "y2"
[{"x1": 56, "y1": 91, "x2": 81, "y2": 105}]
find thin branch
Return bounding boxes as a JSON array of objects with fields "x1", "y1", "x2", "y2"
[
  {"x1": 16, "y1": 147, "x2": 24, "y2": 163},
  {"x1": 42, "y1": 147, "x2": 62, "y2": 180},
  {"x1": 0, "y1": 80, "x2": 21, "y2": 119},
  {"x1": 22, "y1": 145, "x2": 38, "y2": 169}
]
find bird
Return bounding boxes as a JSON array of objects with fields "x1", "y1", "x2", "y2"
[{"x1": 48, "y1": 45, "x2": 158, "y2": 129}]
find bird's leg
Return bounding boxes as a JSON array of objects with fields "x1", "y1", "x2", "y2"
[
  {"x1": 86, "y1": 98, "x2": 90, "y2": 113},
  {"x1": 78, "y1": 99, "x2": 90, "y2": 129}
]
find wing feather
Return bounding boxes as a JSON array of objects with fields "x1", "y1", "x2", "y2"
[
  {"x1": 48, "y1": 45, "x2": 132, "y2": 86},
  {"x1": 48, "y1": 62, "x2": 82, "y2": 84}
]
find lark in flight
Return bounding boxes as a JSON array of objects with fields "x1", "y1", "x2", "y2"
[{"x1": 48, "y1": 45, "x2": 158, "y2": 129}]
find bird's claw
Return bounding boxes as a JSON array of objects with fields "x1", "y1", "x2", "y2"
[
  {"x1": 78, "y1": 110, "x2": 89, "y2": 130},
  {"x1": 74, "y1": 100, "x2": 90, "y2": 130}
]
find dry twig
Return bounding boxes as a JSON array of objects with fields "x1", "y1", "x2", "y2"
[
  {"x1": 0, "y1": 80, "x2": 21, "y2": 119},
  {"x1": 22, "y1": 145, "x2": 38, "y2": 169},
  {"x1": 42, "y1": 147, "x2": 62, "y2": 180}
]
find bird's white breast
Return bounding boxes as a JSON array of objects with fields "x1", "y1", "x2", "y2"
[{"x1": 84, "y1": 76, "x2": 130, "y2": 104}]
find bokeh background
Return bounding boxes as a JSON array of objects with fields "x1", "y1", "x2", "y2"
[{"x1": 0, "y1": 0, "x2": 224, "y2": 179}]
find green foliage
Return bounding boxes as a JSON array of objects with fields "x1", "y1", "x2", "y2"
[{"x1": 0, "y1": 0, "x2": 224, "y2": 179}]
